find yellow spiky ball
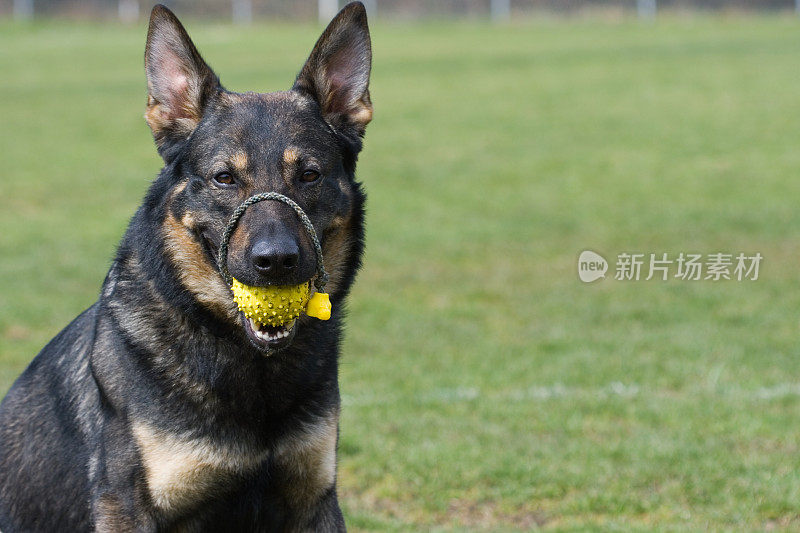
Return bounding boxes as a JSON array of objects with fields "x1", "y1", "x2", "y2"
[{"x1": 231, "y1": 279, "x2": 310, "y2": 327}]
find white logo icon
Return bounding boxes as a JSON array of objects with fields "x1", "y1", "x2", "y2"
[{"x1": 578, "y1": 250, "x2": 608, "y2": 282}]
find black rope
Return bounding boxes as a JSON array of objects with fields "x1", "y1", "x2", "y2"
[{"x1": 217, "y1": 192, "x2": 328, "y2": 292}]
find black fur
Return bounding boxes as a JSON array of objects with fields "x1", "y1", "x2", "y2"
[{"x1": 0, "y1": 3, "x2": 371, "y2": 531}]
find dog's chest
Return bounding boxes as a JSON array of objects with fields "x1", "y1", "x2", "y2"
[{"x1": 132, "y1": 423, "x2": 269, "y2": 515}]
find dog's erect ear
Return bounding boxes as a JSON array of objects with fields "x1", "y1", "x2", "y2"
[
  {"x1": 145, "y1": 4, "x2": 221, "y2": 160},
  {"x1": 293, "y1": 2, "x2": 372, "y2": 139}
]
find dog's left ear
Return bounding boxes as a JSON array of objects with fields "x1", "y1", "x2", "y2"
[
  {"x1": 293, "y1": 2, "x2": 372, "y2": 140},
  {"x1": 144, "y1": 4, "x2": 221, "y2": 161}
]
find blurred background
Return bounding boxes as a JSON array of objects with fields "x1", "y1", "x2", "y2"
[
  {"x1": 3, "y1": 0, "x2": 800, "y2": 21},
  {"x1": 1, "y1": 1, "x2": 800, "y2": 531}
]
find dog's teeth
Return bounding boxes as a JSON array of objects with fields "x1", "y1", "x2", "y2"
[{"x1": 246, "y1": 316, "x2": 292, "y2": 343}]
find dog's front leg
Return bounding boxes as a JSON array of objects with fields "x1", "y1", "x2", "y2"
[
  {"x1": 272, "y1": 410, "x2": 345, "y2": 532},
  {"x1": 285, "y1": 486, "x2": 346, "y2": 533},
  {"x1": 89, "y1": 421, "x2": 157, "y2": 533},
  {"x1": 91, "y1": 490, "x2": 157, "y2": 533}
]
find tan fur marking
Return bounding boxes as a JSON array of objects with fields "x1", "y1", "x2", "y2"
[
  {"x1": 144, "y1": 97, "x2": 199, "y2": 143},
  {"x1": 94, "y1": 494, "x2": 135, "y2": 533},
  {"x1": 144, "y1": 105, "x2": 170, "y2": 140},
  {"x1": 133, "y1": 423, "x2": 269, "y2": 515},
  {"x1": 230, "y1": 151, "x2": 249, "y2": 172},
  {"x1": 321, "y1": 214, "x2": 354, "y2": 295},
  {"x1": 162, "y1": 214, "x2": 238, "y2": 321},
  {"x1": 283, "y1": 147, "x2": 300, "y2": 166},
  {"x1": 351, "y1": 95, "x2": 373, "y2": 126},
  {"x1": 181, "y1": 212, "x2": 195, "y2": 229},
  {"x1": 273, "y1": 410, "x2": 339, "y2": 514}
]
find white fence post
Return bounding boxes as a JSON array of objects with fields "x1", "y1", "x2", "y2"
[
  {"x1": 233, "y1": 0, "x2": 253, "y2": 25},
  {"x1": 637, "y1": 0, "x2": 656, "y2": 19},
  {"x1": 318, "y1": 0, "x2": 338, "y2": 23},
  {"x1": 13, "y1": 0, "x2": 34, "y2": 21},
  {"x1": 361, "y1": 0, "x2": 377, "y2": 19},
  {"x1": 118, "y1": 0, "x2": 139, "y2": 23},
  {"x1": 490, "y1": 0, "x2": 510, "y2": 22}
]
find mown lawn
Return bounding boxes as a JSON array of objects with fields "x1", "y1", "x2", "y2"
[{"x1": 1, "y1": 14, "x2": 799, "y2": 531}]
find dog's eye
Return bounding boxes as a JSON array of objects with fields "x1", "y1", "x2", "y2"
[
  {"x1": 300, "y1": 170, "x2": 320, "y2": 183},
  {"x1": 212, "y1": 172, "x2": 235, "y2": 186}
]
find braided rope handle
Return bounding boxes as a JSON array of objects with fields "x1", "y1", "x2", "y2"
[{"x1": 217, "y1": 192, "x2": 328, "y2": 293}]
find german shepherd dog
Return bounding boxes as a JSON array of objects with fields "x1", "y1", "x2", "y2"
[{"x1": 0, "y1": 3, "x2": 371, "y2": 531}]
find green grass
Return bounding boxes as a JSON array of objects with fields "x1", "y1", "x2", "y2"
[{"x1": 2, "y1": 14, "x2": 800, "y2": 531}]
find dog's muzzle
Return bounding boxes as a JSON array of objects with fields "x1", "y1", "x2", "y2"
[{"x1": 217, "y1": 192, "x2": 331, "y2": 353}]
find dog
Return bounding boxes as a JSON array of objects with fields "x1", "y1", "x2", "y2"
[{"x1": 0, "y1": 3, "x2": 371, "y2": 531}]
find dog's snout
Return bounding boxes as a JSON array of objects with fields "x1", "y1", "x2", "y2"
[{"x1": 251, "y1": 238, "x2": 299, "y2": 277}]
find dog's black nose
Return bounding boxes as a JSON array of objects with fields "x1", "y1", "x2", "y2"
[{"x1": 251, "y1": 238, "x2": 299, "y2": 277}]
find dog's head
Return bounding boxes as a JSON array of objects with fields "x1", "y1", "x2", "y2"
[{"x1": 145, "y1": 3, "x2": 371, "y2": 352}]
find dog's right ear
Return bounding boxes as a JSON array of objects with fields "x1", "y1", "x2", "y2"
[{"x1": 145, "y1": 4, "x2": 221, "y2": 161}]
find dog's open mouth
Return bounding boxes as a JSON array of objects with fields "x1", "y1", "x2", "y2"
[{"x1": 241, "y1": 313, "x2": 297, "y2": 352}]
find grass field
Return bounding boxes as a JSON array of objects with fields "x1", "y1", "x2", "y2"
[{"x1": 2, "y1": 13, "x2": 800, "y2": 531}]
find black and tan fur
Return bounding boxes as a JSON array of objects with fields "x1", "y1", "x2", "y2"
[{"x1": 0, "y1": 3, "x2": 372, "y2": 531}]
